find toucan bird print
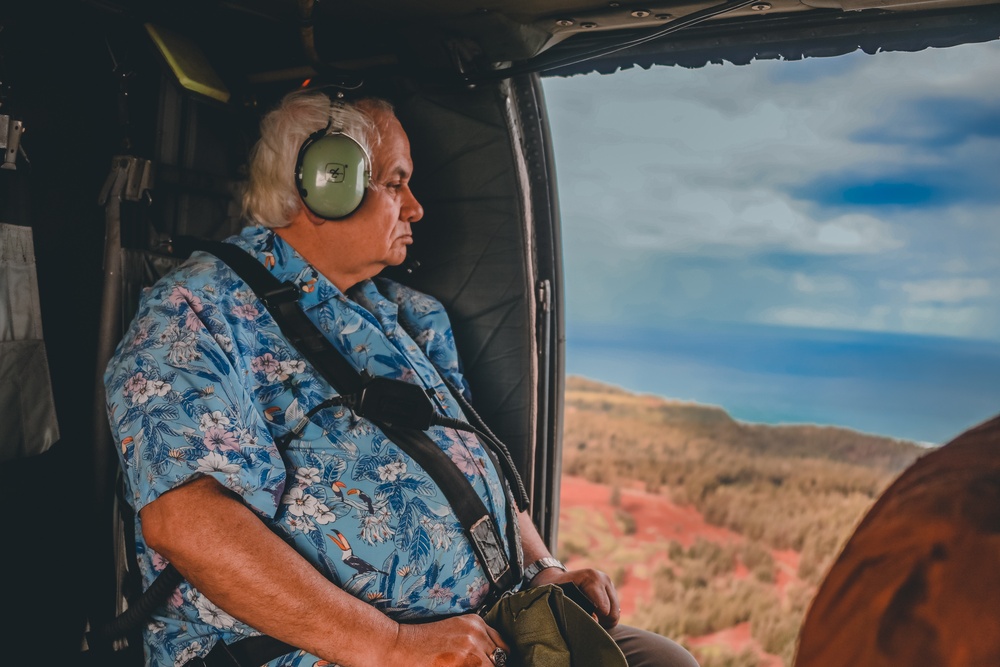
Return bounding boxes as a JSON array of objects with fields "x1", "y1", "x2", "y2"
[
  {"x1": 348, "y1": 488, "x2": 374, "y2": 513},
  {"x1": 328, "y1": 529, "x2": 385, "y2": 575}
]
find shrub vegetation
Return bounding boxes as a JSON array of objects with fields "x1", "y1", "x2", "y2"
[{"x1": 559, "y1": 376, "x2": 924, "y2": 666}]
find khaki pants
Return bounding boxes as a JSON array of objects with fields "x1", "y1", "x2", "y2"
[{"x1": 610, "y1": 625, "x2": 700, "y2": 667}]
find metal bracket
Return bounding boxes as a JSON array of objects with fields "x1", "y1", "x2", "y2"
[
  {"x1": 97, "y1": 156, "x2": 154, "y2": 206},
  {"x1": 0, "y1": 114, "x2": 26, "y2": 171}
]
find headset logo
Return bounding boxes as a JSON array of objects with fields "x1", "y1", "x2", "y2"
[{"x1": 323, "y1": 163, "x2": 348, "y2": 184}]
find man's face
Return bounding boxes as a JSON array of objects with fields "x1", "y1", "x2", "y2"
[
  {"x1": 298, "y1": 110, "x2": 424, "y2": 287},
  {"x1": 357, "y1": 113, "x2": 424, "y2": 270}
]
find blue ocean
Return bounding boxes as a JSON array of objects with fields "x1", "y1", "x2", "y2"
[{"x1": 565, "y1": 322, "x2": 1000, "y2": 446}]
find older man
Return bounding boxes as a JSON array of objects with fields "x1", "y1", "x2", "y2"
[{"x1": 105, "y1": 89, "x2": 698, "y2": 667}]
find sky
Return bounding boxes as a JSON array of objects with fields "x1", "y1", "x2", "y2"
[{"x1": 540, "y1": 39, "x2": 1000, "y2": 444}]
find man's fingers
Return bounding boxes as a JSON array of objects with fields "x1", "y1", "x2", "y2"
[
  {"x1": 604, "y1": 579, "x2": 621, "y2": 627},
  {"x1": 577, "y1": 571, "x2": 621, "y2": 628},
  {"x1": 483, "y1": 622, "x2": 510, "y2": 653},
  {"x1": 577, "y1": 573, "x2": 612, "y2": 616},
  {"x1": 481, "y1": 620, "x2": 511, "y2": 667}
]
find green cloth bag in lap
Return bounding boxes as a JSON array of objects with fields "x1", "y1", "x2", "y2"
[{"x1": 483, "y1": 584, "x2": 628, "y2": 667}]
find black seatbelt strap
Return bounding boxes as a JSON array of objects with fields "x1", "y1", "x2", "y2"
[
  {"x1": 185, "y1": 635, "x2": 297, "y2": 667},
  {"x1": 189, "y1": 239, "x2": 365, "y2": 398},
  {"x1": 197, "y1": 237, "x2": 529, "y2": 510},
  {"x1": 203, "y1": 238, "x2": 524, "y2": 575},
  {"x1": 104, "y1": 239, "x2": 528, "y2": 667},
  {"x1": 191, "y1": 239, "x2": 522, "y2": 589}
]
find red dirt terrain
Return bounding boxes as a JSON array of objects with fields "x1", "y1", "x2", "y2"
[{"x1": 559, "y1": 474, "x2": 792, "y2": 666}]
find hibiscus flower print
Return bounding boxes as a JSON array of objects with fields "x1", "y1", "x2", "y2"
[
  {"x1": 199, "y1": 411, "x2": 231, "y2": 432},
  {"x1": 124, "y1": 372, "x2": 148, "y2": 396},
  {"x1": 427, "y1": 583, "x2": 452, "y2": 607},
  {"x1": 251, "y1": 353, "x2": 280, "y2": 377},
  {"x1": 127, "y1": 317, "x2": 153, "y2": 350},
  {"x1": 167, "y1": 334, "x2": 200, "y2": 365},
  {"x1": 253, "y1": 353, "x2": 299, "y2": 382},
  {"x1": 295, "y1": 466, "x2": 323, "y2": 486},
  {"x1": 174, "y1": 642, "x2": 205, "y2": 667},
  {"x1": 191, "y1": 592, "x2": 238, "y2": 630},
  {"x1": 183, "y1": 309, "x2": 204, "y2": 333},
  {"x1": 151, "y1": 551, "x2": 169, "y2": 573},
  {"x1": 415, "y1": 329, "x2": 436, "y2": 346},
  {"x1": 235, "y1": 428, "x2": 258, "y2": 448},
  {"x1": 377, "y1": 461, "x2": 406, "y2": 482},
  {"x1": 125, "y1": 373, "x2": 172, "y2": 404},
  {"x1": 420, "y1": 516, "x2": 454, "y2": 550},
  {"x1": 447, "y1": 443, "x2": 482, "y2": 478},
  {"x1": 466, "y1": 577, "x2": 489, "y2": 608},
  {"x1": 287, "y1": 515, "x2": 316, "y2": 535},
  {"x1": 282, "y1": 486, "x2": 323, "y2": 518},
  {"x1": 359, "y1": 505, "x2": 394, "y2": 544},
  {"x1": 279, "y1": 359, "x2": 304, "y2": 379},
  {"x1": 167, "y1": 286, "x2": 203, "y2": 313},
  {"x1": 202, "y1": 426, "x2": 240, "y2": 452},
  {"x1": 313, "y1": 502, "x2": 337, "y2": 525},
  {"x1": 231, "y1": 303, "x2": 260, "y2": 321},
  {"x1": 196, "y1": 451, "x2": 242, "y2": 475},
  {"x1": 213, "y1": 333, "x2": 234, "y2": 353}
]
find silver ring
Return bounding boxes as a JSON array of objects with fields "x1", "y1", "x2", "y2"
[{"x1": 492, "y1": 647, "x2": 508, "y2": 667}]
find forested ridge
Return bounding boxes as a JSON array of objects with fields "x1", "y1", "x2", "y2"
[{"x1": 558, "y1": 376, "x2": 926, "y2": 666}]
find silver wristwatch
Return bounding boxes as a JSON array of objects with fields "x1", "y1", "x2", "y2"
[{"x1": 521, "y1": 557, "x2": 566, "y2": 585}]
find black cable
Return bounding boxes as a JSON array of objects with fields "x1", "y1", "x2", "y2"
[
  {"x1": 431, "y1": 412, "x2": 530, "y2": 511},
  {"x1": 95, "y1": 564, "x2": 184, "y2": 641},
  {"x1": 435, "y1": 378, "x2": 531, "y2": 511},
  {"x1": 275, "y1": 396, "x2": 349, "y2": 451}
]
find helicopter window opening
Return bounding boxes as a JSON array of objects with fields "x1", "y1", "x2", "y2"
[{"x1": 542, "y1": 39, "x2": 1000, "y2": 666}]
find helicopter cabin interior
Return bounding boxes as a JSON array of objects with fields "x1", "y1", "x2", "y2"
[{"x1": 1, "y1": 0, "x2": 998, "y2": 664}]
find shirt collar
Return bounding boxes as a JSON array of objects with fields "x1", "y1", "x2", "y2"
[{"x1": 232, "y1": 225, "x2": 346, "y2": 312}]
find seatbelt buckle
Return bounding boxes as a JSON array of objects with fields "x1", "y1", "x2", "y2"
[
  {"x1": 470, "y1": 514, "x2": 511, "y2": 586},
  {"x1": 260, "y1": 281, "x2": 300, "y2": 308},
  {"x1": 357, "y1": 375, "x2": 436, "y2": 430}
]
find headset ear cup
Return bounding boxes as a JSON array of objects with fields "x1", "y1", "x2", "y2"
[{"x1": 296, "y1": 132, "x2": 370, "y2": 219}]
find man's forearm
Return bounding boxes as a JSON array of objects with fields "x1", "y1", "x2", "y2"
[
  {"x1": 517, "y1": 510, "x2": 556, "y2": 567},
  {"x1": 140, "y1": 476, "x2": 398, "y2": 667}
]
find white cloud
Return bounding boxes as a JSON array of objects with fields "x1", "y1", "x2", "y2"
[
  {"x1": 544, "y1": 40, "x2": 1000, "y2": 342},
  {"x1": 894, "y1": 278, "x2": 991, "y2": 304},
  {"x1": 618, "y1": 190, "x2": 902, "y2": 256},
  {"x1": 757, "y1": 305, "x2": 892, "y2": 331},
  {"x1": 792, "y1": 273, "x2": 854, "y2": 294},
  {"x1": 756, "y1": 300, "x2": 997, "y2": 339},
  {"x1": 897, "y1": 305, "x2": 992, "y2": 338}
]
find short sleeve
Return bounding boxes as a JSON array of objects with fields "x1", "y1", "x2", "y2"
[{"x1": 104, "y1": 268, "x2": 287, "y2": 519}]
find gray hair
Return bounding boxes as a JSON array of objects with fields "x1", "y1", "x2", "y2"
[{"x1": 242, "y1": 89, "x2": 395, "y2": 228}]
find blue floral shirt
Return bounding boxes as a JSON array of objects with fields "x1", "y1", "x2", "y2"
[{"x1": 104, "y1": 225, "x2": 515, "y2": 667}]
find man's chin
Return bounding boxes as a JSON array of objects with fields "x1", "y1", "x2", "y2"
[{"x1": 382, "y1": 252, "x2": 409, "y2": 270}]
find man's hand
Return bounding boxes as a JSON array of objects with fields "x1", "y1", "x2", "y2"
[
  {"x1": 386, "y1": 614, "x2": 511, "y2": 667},
  {"x1": 527, "y1": 567, "x2": 621, "y2": 629}
]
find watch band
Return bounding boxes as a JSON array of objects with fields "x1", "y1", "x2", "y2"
[{"x1": 521, "y1": 557, "x2": 566, "y2": 585}]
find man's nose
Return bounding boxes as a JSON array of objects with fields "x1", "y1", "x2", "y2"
[{"x1": 402, "y1": 185, "x2": 423, "y2": 223}]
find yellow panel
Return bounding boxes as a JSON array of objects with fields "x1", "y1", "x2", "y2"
[{"x1": 144, "y1": 23, "x2": 231, "y2": 104}]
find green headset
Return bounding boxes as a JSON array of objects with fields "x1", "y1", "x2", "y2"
[{"x1": 295, "y1": 94, "x2": 371, "y2": 220}]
